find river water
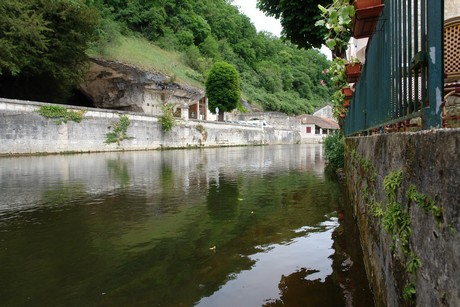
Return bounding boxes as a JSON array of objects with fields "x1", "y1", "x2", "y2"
[{"x1": 0, "y1": 145, "x2": 373, "y2": 306}]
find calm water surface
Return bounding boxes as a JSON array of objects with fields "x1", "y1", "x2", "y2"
[{"x1": 0, "y1": 145, "x2": 373, "y2": 306}]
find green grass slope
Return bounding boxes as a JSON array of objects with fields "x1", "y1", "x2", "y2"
[{"x1": 88, "y1": 35, "x2": 204, "y2": 89}]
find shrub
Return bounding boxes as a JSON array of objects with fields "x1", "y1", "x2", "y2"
[
  {"x1": 37, "y1": 105, "x2": 85, "y2": 124},
  {"x1": 323, "y1": 131, "x2": 344, "y2": 171},
  {"x1": 105, "y1": 115, "x2": 134, "y2": 145},
  {"x1": 205, "y1": 61, "x2": 240, "y2": 120},
  {"x1": 159, "y1": 103, "x2": 176, "y2": 132}
]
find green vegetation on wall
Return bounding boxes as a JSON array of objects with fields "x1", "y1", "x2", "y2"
[
  {"x1": 159, "y1": 103, "x2": 176, "y2": 132},
  {"x1": 195, "y1": 123, "x2": 208, "y2": 144},
  {"x1": 348, "y1": 148, "x2": 448, "y2": 304},
  {"x1": 105, "y1": 115, "x2": 134, "y2": 145},
  {"x1": 37, "y1": 105, "x2": 85, "y2": 124}
]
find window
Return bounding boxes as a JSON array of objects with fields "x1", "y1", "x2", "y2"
[{"x1": 306, "y1": 126, "x2": 311, "y2": 133}]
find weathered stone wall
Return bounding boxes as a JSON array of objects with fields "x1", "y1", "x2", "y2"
[
  {"x1": 445, "y1": 0, "x2": 460, "y2": 20},
  {"x1": 0, "y1": 99, "x2": 300, "y2": 155},
  {"x1": 344, "y1": 130, "x2": 460, "y2": 306}
]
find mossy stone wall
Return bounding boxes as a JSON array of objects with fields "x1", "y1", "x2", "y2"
[{"x1": 345, "y1": 130, "x2": 460, "y2": 306}]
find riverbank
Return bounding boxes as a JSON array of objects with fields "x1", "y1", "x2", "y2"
[
  {"x1": 344, "y1": 129, "x2": 460, "y2": 306},
  {"x1": 0, "y1": 98, "x2": 301, "y2": 156}
]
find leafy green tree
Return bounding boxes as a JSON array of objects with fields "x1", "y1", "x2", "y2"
[
  {"x1": 206, "y1": 61, "x2": 240, "y2": 121},
  {"x1": 183, "y1": 13, "x2": 211, "y2": 45},
  {"x1": 0, "y1": 0, "x2": 49, "y2": 75},
  {"x1": 199, "y1": 35, "x2": 220, "y2": 59},
  {"x1": 0, "y1": 0, "x2": 99, "y2": 102},
  {"x1": 256, "y1": 61, "x2": 283, "y2": 93},
  {"x1": 257, "y1": 0, "x2": 331, "y2": 49}
]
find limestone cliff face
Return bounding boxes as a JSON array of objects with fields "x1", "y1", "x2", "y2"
[{"x1": 80, "y1": 58, "x2": 204, "y2": 114}]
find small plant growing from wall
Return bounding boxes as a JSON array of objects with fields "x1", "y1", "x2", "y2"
[
  {"x1": 37, "y1": 105, "x2": 85, "y2": 124},
  {"x1": 159, "y1": 103, "x2": 176, "y2": 132},
  {"x1": 105, "y1": 114, "x2": 134, "y2": 145},
  {"x1": 196, "y1": 123, "x2": 208, "y2": 144}
]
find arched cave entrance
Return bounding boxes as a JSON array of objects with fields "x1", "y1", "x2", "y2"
[{"x1": 67, "y1": 89, "x2": 95, "y2": 108}]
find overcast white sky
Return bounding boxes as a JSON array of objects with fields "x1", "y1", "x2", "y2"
[
  {"x1": 232, "y1": 0, "x2": 332, "y2": 60},
  {"x1": 232, "y1": 0, "x2": 283, "y2": 36}
]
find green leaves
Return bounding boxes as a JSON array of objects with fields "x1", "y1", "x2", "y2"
[
  {"x1": 384, "y1": 170, "x2": 403, "y2": 200},
  {"x1": 403, "y1": 283, "x2": 416, "y2": 301},
  {"x1": 205, "y1": 61, "x2": 240, "y2": 116},
  {"x1": 105, "y1": 115, "x2": 134, "y2": 145},
  {"x1": 257, "y1": 0, "x2": 330, "y2": 49},
  {"x1": 159, "y1": 103, "x2": 176, "y2": 132},
  {"x1": 316, "y1": 0, "x2": 355, "y2": 56},
  {"x1": 0, "y1": 0, "x2": 99, "y2": 102},
  {"x1": 407, "y1": 184, "x2": 443, "y2": 222},
  {"x1": 37, "y1": 105, "x2": 85, "y2": 124},
  {"x1": 0, "y1": 0, "x2": 50, "y2": 75},
  {"x1": 323, "y1": 132, "x2": 344, "y2": 171}
]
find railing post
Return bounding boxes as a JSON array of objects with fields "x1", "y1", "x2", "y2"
[{"x1": 423, "y1": 0, "x2": 444, "y2": 129}]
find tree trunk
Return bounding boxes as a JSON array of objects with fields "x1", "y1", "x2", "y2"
[{"x1": 218, "y1": 110, "x2": 224, "y2": 122}]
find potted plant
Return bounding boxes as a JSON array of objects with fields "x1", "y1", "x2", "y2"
[
  {"x1": 342, "y1": 86, "x2": 353, "y2": 98},
  {"x1": 343, "y1": 99, "x2": 351, "y2": 108},
  {"x1": 352, "y1": 0, "x2": 384, "y2": 39},
  {"x1": 345, "y1": 58, "x2": 362, "y2": 82},
  {"x1": 354, "y1": 0, "x2": 382, "y2": 10},
  {"x1": 333, "y1": 103, "x2": 347, "y2": 121}
]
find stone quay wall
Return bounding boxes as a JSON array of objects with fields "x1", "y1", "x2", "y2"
[
  {"x1": 344, "y1": 130, "x2": 460, "y2": 306},
  {"x1": 0, "y1": 98, "x2": 300, "y2": 155}
]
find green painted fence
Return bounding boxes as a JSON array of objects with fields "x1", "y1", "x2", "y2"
[{"x1": 344, "y1": 0, "x2": 444, "y2": 136}]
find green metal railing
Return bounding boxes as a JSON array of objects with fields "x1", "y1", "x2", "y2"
[{"x1": 344, "y1": 0, "x2": 444, "y2": 136}]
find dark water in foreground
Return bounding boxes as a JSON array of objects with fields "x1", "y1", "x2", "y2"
[{"x1": 0, "y1": 145, "x2": 373, "y2": 306}]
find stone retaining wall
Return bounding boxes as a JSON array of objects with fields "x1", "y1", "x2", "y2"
[
  {"x1": 344, "y1": 129, "x2": 460, "y2": 306},
  {"x1": 0, "y1": 98, "x2": 300, "y2": 155}
]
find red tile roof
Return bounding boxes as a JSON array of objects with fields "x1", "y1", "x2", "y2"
[{"x1": 297, "y1": 114, "x2": 339, "y2": 129}]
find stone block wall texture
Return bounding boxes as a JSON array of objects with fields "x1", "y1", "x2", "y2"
[
  {"x1": 344, "y1": 130, "x2": 460, "y2": 306},
  {"x1": 445, "y1": 0, "x2": 460, "y2": 20},
  {"x1": 0, "y1": 99, "x2": 300, "y2": 155}
]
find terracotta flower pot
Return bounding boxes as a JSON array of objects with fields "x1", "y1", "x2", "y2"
[
  {"x1": 343, "y1": 99, "x2": 350, "y2": 108},
  {"x1": 342, "y1": 87, "x2": 353, "y2": 98},
  {"x1": 345, "y1": 63, "x2": 361, "y2": 82},
  {"x1": 352, "y1": 3, "x2": 384, "y2": 39},
  {"x1": 354, "y1": 0, "x2": 382, "y2": 10}
]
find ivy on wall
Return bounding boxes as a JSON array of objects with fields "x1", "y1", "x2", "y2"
[{"x1": 347, "y1": 148, "x2": 447, "y2": 304}]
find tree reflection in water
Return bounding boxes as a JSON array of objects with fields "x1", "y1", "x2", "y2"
[
  {"x1": 263, "y1": 205, "x2": 374, "y2": 307},
  {"x1": 263, "y1": 268, "x2": 344, "y2": 306}
]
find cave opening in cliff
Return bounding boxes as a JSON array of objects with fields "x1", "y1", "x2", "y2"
[{"x1": 67, "y1": 89, "x2": 95, "y2": 108}]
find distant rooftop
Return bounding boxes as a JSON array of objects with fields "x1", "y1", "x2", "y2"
[{"x1": 297, "y1": 114, "x2": 339, "y2": 130}]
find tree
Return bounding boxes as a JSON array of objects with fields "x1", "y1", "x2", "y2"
[
  {"x1": 205, "y1": 61, "x2": 240, "y2": 121},
  {"x1": 256, "y1": 0, "x2": 331, "y2": 49},
  {"x1": 0, "y1": 0, "x2": 99, "y2": 102},
  {"x1": 0, "y1": 0, "x2": 49, "y2": 76}
]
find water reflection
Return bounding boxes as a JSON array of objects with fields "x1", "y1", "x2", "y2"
[
  {"x1": 197, "y1": 220, "x2": 337, "y2": 307},
  {"x1": 0, "y1": 145, "x2": 373, "y2": 306}
]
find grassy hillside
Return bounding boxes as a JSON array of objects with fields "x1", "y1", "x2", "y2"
[
  {"x1": 0, "y1": 0, "x2": 332, "y2": 115},
  {"x1": 88, "y1": 35, "x2": 204, "y2": 88}
]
